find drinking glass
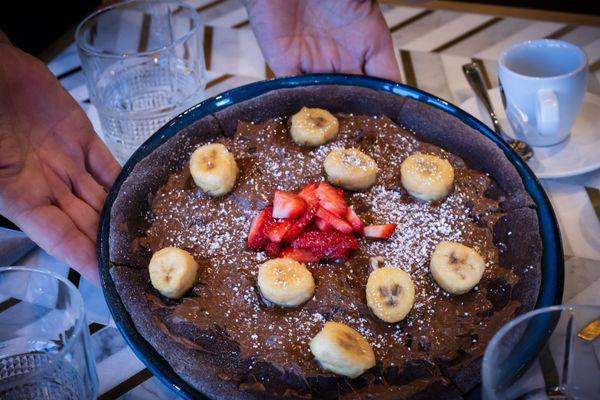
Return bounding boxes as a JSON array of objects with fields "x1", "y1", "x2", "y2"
[
  {"x1": 76, "y1": 0, "x2": 205, "y2": 163},
  {"x1": 482, "y1": 304, "x2": 600, "y2": 399},
  {"x1": 0, "y1": 267, "x2": 98, "y2": 399}
]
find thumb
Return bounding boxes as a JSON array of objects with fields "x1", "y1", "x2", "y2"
[{"x1": 364, "y1": 49, "x2": 402, "y2": 82}]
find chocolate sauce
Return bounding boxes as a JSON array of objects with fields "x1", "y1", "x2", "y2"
[{"x1": 139, "y1": 114, "x2": 520, "y2": 395}]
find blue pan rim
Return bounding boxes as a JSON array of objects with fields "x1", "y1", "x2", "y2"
[{"x1": 97, "y1": 73, "x2": 564, "y2": 399}]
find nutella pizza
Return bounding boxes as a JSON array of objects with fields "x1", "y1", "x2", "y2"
[{"x1": 108, "y1": 85, "x2": 541, "y2": 399}]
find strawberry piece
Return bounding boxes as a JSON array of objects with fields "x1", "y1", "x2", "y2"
[
  {"x1": 363, "y1": 224, "x2": 397, "y2": 239},
  {"x1": 265, "y1": 220, "x2": 293, "y2": 243},
  {"x1": 273, "y1": 190, "x2": 307, "y2": 219},
  {"x1": 316, "y1": 207, "x2": 353, "y2": 234},
  {"x1": 315, "y1": 217, "x2": 334, "y2": 232},
  {"x1": 316, "y1": 182, "x2": 347, "y2": 217},
  {"x1": 345, "y1": 207, "x2": 365, "y2": 234},
  {"x1": 265, "y1": 242, "x2": 282, "y2": 257},
  {"x1": 247, "y1": 207, "x2": 274, "y2": 251},
  {"x1": 298, "y1": 183, "x2": 320, "y2": 206},
  {"x1": 292, "y1": 230, "x2": 359, "y2": 259},
  {"x1": 280, "y1": 247, "x2": 320, "y2": 263},
  {"x1": 282, "y1": 205, "x2": 318, "y2": 242}
]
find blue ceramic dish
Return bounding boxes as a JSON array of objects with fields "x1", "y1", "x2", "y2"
[{"x1": 98, "y1": 74, "x2": 564, "y2": 399}]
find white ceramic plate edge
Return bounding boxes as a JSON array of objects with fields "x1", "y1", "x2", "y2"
[{"x1": 460, "y1": 90, "x2": 600, "y2": 179}]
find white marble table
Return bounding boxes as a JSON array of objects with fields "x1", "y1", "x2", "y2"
[{"x1": 2, "y1": 1, "x2": 600, "y2": 398}]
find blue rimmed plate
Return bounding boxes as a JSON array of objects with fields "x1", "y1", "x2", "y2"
[{"x1": 98, "y1": 74, "x2": 564, "y2": 399}]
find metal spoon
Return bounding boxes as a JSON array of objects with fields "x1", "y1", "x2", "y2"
[{"x1": 462, "y1": 62, "x2": 534, "y2": 161}]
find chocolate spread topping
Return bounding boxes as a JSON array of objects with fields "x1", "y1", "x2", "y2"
[{"x1": 138, "y1": 114, "x2": 522, "y2": 397}]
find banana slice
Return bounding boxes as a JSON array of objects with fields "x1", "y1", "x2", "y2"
[
  {"x1": 430, "y1": 241, "x2": 486, "y2": 295},
  {"x1": 309, "y1": 321, "x2": 376, "y2": 378},
  {"x1": 366, "y1": 266, "x2": 415, "y2": 323},
  {"x1": 189, "y1": 143, "x2": 238, "y2": 196},
  {"x1": 290, "y1": 107, "x2": 339, "y2": 146},
  {"x1": 323, "y1": 148, "x2": 378, "y2": 191},
  {"x1": 400, "y1": 153, "x2": 454, "y2": 201},
  {"x1": 257, "y1": 258, "x2": 315, "y2": 307},
  {"x1": 149, "y1": 247, "x2": 199, "y2": 299}
]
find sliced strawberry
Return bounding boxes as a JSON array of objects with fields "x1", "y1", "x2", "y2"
[
  {"x1": 363, "y1": 224, "x2": 397, "y2": 239},
  {"x1": 292, "y1": 230, "x2": 359, "y2": 259},
  {"x1": 265, "y1": 241, "x2": 282, "y2": 257},
  {"x1": 265, "y1": 220, "x2": 293, "y2": 243},
  {"x1": 316, "y1": 207, "x2": 353, "y2": 234},
  {"x1": 315, "y1": 217, "x2": 334, "y2": 232},
  {"x1": 282, "y1": 205, "x2": 318, "y2": 242},
  {"x1": 345, "y1": 207, "x2": 365, "y2": 234},
  {"x1": 298, "y1": 183, "x2": 320, "y2": 206},
  {"x1": 247, "y1": 207, "x2": 274, "y2": 251},
  {"x1": 272, "y1": 190, "x2": 307, "y2": 219},
  {"x1": 280, "y1": 247, "x2": 320, "y2": 263},
  {"x1": 316, "y1": 182, "x2": 347, "y2": 217}
]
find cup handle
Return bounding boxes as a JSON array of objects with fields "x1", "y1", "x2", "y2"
[{"x1": 536, "y1": 89, "x2": 559, "y2": 136}]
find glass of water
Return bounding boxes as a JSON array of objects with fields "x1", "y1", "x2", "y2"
[
  {"x1": 0, "y1": 267, "x2": 98, "y2": 399},
  {"x1": 76, "y1": 0, "x2": 205, "y2": 163},
  {"x1": 482, "y1": 304, "x2": 600, "y2": 399}
]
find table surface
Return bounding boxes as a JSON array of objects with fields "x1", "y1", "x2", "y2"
[{"x1": 3, "y1": 0, "x2": 600, "y2": 398}]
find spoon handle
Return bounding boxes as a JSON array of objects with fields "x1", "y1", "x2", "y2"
[{"x1": 462, "y1": 63, "x2": 505, "y2": 137}]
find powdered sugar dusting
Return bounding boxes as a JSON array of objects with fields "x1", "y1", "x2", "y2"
[
  {"x1": 141, "y1": 113, "x2": 516, "y2": 376},
  {"x1": 146, "y1": 189, "x2": 255, "y2": 270},
  {"x1": 357, "y1": 184, "x2": 468, "y2": 271}
]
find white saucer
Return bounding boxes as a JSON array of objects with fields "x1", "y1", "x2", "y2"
[{"x1": 460, "y1": 89, "x2": 600, "y2": 179}]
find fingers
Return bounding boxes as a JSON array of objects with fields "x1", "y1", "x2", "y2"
[
  {"x1": 305, "y1": 50, "x2": 363, "y2": 75},
  {"x1": 364, "y1": 48, "x2": 402, "y2": 83},
  {"x1": 71, "y1": 169, "x2": 107, "y2": 213},
  {"x1": 43, "y1": 149, "x2": 106, "y2": 215},
  {"x1": 336, "y1": 63, "x2": 363, "y2": 76},
  {"x1": 54, "y1": 228, "x2": 101, "y2": 286},
  {"x1": 56, "y1": 194, "x2": 100, "y2": 243},
  {"x1": 269, "y1": 61, "x2": 302, "y2": 78},
  {"x1": 274, "y1": 66, "x2": 303, "y2": 77},
  {"x1": 15, "y1": 205, "x2": 101, "y2": 286},
  {"x1": 360, "y1": 2, "x2": 402, "y2": 82},
  {"x1": 85, "y1": 135, "x2": 121, "y2": 190}
]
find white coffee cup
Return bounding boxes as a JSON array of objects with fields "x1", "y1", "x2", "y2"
[{"x1": 498, "y1": 39, "x2": 588, "y2": 147}]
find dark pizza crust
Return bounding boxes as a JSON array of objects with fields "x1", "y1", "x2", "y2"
[
  {"x1": 110, "y1": 265, "x2": 257, "y2": 400},
  {"x1": 108, "y1": 85, "x2": 542, "y2": 399},
  {"x1": 111, "y1": 263, "x2": 464, "y2": 400},
  {"x1": 109, "y1": 115, "x2": 223, "y2": 269},
  {"x1": 493, "y1": 207, "x2": 542, "y2": 315},
  {"x1": 404, "y1": 379, "x2": 463, "y2": 400},
  {"x1": 430, "y1": 208, "x2": 541, "y2": 393},
  {"x1": 212, "y1": 85, "x2": 408, "y2": 137}
]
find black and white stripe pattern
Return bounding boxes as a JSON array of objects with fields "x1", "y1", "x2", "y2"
[{"x1": 34, "y1": 1, "x2": 600, "y2": 398}]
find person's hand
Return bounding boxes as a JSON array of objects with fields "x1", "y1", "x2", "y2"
[
  {"x1": 0, "y1": 43, "x2": 121, "y2": 285},
  {"x1": 243, "y1": 0, "x2": 401, "y2": 81}
]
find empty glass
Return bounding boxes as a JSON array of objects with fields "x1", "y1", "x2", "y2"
[
  {"x1": 76, "y1": 0, "x2": 205, "y2": 163},
  {"x1": 0, "y1": 267, "x2": 98, "y2": 399},
  {"x1": 482, "y1": 304, "x2": 600, "y2": 399}
]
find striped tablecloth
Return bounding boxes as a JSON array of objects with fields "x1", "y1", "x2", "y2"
[{"x1": 4, "y1": 1, "x2": 600, "y2": 398}]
